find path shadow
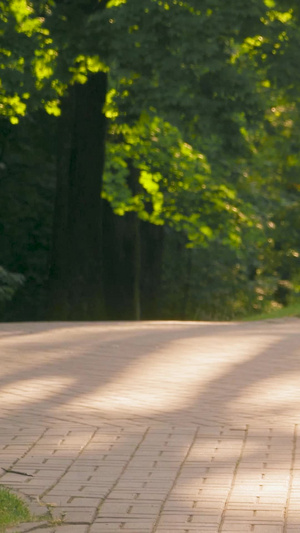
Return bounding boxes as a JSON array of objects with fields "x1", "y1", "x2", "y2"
[
  {"x1": 0, "y1": 319, "x2": 299, "y2": 530},
  {"x1": 0, "y1": 319, "x2": 299, "y2": 427}
]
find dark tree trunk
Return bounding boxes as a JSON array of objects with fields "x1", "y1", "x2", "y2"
[
  {"x1": 140, "y1": 221, "x2": 164, "y2": 319},
  {"x1": 48, "y1": 72, "x2": 107, "y2": 320},
  {"x1": 102, "y1": 200, "x2": 164, "y2": 320},
  {"x1": 133, "y1": 213, "x2": 141, "y2": 320},
  {"x1": 182, "y1": 249, "x2": 192, "y2": 319},
  {"x1": 102, "y1": 200, "x2": 136, "y2": 320}
]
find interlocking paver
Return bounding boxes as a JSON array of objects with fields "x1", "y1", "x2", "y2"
[{"x1": 1, "y1": 319, "x2": 300, "y2": 532}]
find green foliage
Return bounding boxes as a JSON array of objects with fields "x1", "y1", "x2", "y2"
[
  {"x1": 1, "y1": 0, "x2": 300, "y2": 320},
  {"x1": 159, "y1": 228, "x2": 279, "y2": 321},
  {"x1": 103, "y1": 114, "x2": 251, "y2": 247},
  {"x1": 242, "y1": 301, "x2": 300, "y2": 321},
  {"x1": 0, "y1": 1, "x2": 272, "y2": 129},
  {"x1": 0, "y1": 114, "x2": 56, "y2": 320},
  {"x1": 0, "y1": 0, "x2": 57, "y2": 121},
  {"x1": 0, "y1": 266, "x2": 24, "y2": 303}
]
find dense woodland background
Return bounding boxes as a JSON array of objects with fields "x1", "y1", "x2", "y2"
[{"x1": 1, "y1": 0, "x2": 300, "y2": 321}]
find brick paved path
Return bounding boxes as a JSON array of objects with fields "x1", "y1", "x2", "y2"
[{"x1": 0, "y1": 319, "x2": 300, "y2": 532}]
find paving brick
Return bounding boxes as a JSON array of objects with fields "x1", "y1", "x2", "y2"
[
  {"x1": 1, "y1": 320, "x2": 300, "y2": 531},
  {"x1": 98, "y1": 501, "x2": 161, "y2": 516},
  {"x1": 52, "y1": 527, "x2": 89, "y2": 533},
  {"x1": 52, "y1": 507, "x2": 95, "y2": 522}
]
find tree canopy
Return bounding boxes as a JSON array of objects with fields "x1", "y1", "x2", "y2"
[{"x1": 1, "y1": 0, "x2": 300, "y2": 320}]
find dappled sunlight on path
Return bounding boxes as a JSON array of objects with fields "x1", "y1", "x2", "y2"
[
  {"x1": 0, "y1": 319, "x2": 300, "y2": 532},
  {"x1": 0, "y1": 319, "x2": 299, "y2": 426}
]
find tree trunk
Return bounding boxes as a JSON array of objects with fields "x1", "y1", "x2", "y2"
[
  {"x1": 102, "y1": 199, "x2": 164, "y2": 320},
  {"x1": 133, "y1": 213, "x2": 141, "y2": 320},
  {"x1": 102, "y1": 201, "x2": 136, "y2": 320},
  {"x1": 140, "y1": 221, "x2": 164, "y2": 319},
  {"x1": 48, "y1": 72, "x2": 107, "y2": 320}
]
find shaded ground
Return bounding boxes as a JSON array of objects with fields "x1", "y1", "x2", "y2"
[{"x1": 0, "y1": 319, "x2": 299, "y2": 532}]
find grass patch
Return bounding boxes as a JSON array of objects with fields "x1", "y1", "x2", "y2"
[
  {"x1": 0, "y1": 487, "x2": 31, "y2": 532},
  {"x1": 242, "y1": 302, "x2": 300, "y2": 322}
]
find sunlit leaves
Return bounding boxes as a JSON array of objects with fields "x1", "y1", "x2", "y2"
[
  {"x1": 103, "y1": 112, "x2": 250, "y2": 247},
  {"x1": 44, "y1": 99, "x2": 60, "y2": 115},
  {"x1": 0, "y1": 0, "x2": 57, "y2": 120},
  {"x1": 69, "y1": 55, "x2": 109, "y2": 84},
  {"x1": 9, "y1": 0, "x2": 39, "y2": 30},
  {"x1": 106, "y1": 0, "x2": 127, "y2": 7},
  {"x1": 2, "y1": 0, "x2": 300, "y2": 262},
  {"x1": 33, "y1": 49, "x2": 56, "y2": 83},
  {"x1": 0, "y1": 94, "x2": 26, "y2": 123}
]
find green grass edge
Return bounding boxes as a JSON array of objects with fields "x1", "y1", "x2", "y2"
[
  {"x1": 0, "y1": 487, "x2": 33, "y2": 532},
  {"x1": 241, "y1": 302, "x2": 300, "y2": 322}
]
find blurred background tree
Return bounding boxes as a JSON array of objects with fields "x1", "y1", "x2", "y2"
[{"x1": 1, "y1": 0, "x2": 300, "y2": 321}]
